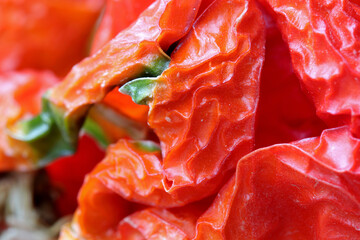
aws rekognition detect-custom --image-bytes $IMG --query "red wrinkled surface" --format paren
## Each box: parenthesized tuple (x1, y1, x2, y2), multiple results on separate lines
(49, 0, 202, 118)
(261, 0, 360, 137)
(147, 0, 265, 201)
(195, 127, 360, 239)
(63, 0, 265, 238)
(91, 0, 154, 140)
(255, 6, 327, 148)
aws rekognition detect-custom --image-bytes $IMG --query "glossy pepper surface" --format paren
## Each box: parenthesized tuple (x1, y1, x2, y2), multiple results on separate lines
(86, 0, 155, 145)
(48, 0, 202, 122)
(255, 5, 326, 148)
(195, 127, 360, 239)
(3, 0, 360, 239)
(260, 0, 360, 137)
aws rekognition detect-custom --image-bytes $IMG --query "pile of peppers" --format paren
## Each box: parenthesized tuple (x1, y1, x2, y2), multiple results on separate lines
(0, 0, 360, 239)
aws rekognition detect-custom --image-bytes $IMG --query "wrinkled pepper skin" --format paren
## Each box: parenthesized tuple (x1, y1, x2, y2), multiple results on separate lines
(7, 0, 203, 165)
(59, 0, 265, 238)
(48, 0, 202, 130)
(89, 0, 155, 144)
(61, 207, 196, 240)
(0, 0, 104, 76)
(195, 127, 360, 239)
(145, 0, 265, 202)
(260, 0, 360, 137)
(255, 6, 326, 148)
(0, 71, 58, 171)
(60, 178, 212, 240)
(74, 0, 264, 219)
(115, 202, 211, 240)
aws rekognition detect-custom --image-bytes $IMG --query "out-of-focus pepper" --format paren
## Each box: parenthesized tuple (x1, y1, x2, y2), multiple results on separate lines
(255, 5, 326, 148)
(0, 0, 104, 76)
(0, 71, 58, 171)
(195, 126, 360, 239)
(259, 0, 360, 137)
(62, 208, 196, 240)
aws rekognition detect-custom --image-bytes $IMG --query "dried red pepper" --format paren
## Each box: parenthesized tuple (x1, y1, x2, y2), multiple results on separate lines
(60, 177, 213, 239)
(255, 6, 326, 148)
(59, 0, 265, 238)
(87, 0, 156, 145)
(123, 0, 265, 203)
(81, 0, 264, 208)
(195, 126, 360, 239)
(259, 0, 360, 137)
(3, 0, 360, 239)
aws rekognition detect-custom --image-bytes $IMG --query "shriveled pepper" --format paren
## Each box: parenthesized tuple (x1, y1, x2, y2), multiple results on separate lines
(255, 5, 326, 148)
(86, 0, 156, 145)
(56, 0, 265, 238)
(60, 178, 213, 239)
(64, 4, 265, 240)
(259, 0, 360, 137)
(118, 0, 265, 204)
(195, 126, 360, 239)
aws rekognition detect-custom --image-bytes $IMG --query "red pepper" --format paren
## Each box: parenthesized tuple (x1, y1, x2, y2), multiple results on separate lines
(3, 0, 360, 239)
(90, 0, 155, 143)
(60, 0, 265, 238)
(255, 6, 327, 148)
(195, 127, 360, 239)
(142, 0, 265, 203)
(259, 0, 360, 137)
(61, 184, 213, 240)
